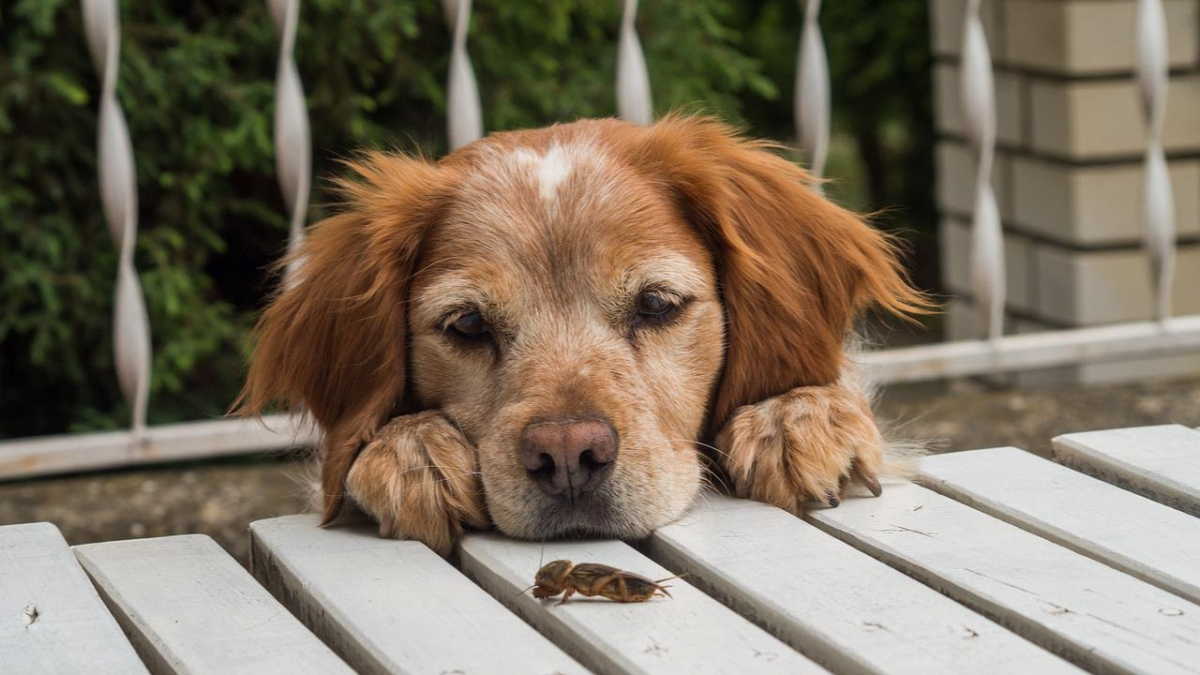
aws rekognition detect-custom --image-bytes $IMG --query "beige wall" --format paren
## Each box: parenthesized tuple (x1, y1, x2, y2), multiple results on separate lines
(932, 0, 1200, 383)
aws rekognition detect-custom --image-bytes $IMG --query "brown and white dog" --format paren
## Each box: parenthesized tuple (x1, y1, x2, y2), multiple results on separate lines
(239, 115, 929, 554)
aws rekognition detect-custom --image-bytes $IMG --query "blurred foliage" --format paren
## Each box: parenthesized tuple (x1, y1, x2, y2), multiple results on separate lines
(0, 0, 931, 437)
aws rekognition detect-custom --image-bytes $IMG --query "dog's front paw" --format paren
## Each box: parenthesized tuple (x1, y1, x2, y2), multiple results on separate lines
(345, 411, 488, 555)
(716, 383, 883, 514)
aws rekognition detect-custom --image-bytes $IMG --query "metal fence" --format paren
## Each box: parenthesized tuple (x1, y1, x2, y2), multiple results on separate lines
(2, 0, 1198, 480)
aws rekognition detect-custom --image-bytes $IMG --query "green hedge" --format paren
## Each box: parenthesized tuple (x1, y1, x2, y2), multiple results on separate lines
(0, 0, 930, 438)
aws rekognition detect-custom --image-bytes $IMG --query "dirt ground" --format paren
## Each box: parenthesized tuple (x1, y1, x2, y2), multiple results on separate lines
(2, 376, 1198, 566)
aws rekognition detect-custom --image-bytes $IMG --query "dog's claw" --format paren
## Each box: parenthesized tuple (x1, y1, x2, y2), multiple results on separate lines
(825, 490, 840, 507)
(379, 512, 395, 538)
(847, 457, 882, 497)
(861, 472, 883, 497)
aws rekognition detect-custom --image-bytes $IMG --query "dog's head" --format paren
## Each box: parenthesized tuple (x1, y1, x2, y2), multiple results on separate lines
(240, 116, 924, 539)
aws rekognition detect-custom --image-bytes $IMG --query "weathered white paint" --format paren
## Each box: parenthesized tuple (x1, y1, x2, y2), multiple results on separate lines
(0, 522, 146, 674)
(808, 483, 1200, 675)
(1053, 424, 1200, 517)
(74, 535, 349, 674)
(0, 413, 314, 481)
(645, 495, 1082, 675)
(861, 314, 1200, 382)
(249, 515, 583, 675)
(458, 533, 827, 675)
(919, 447, 1200, 604)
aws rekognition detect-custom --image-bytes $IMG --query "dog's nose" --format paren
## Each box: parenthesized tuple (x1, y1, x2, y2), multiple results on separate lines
(519, 417, 618, 500)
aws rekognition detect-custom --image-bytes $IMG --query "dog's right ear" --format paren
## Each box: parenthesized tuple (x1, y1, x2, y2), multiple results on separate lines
(619, 115, 930, 436)
(236, 153, 458, 525)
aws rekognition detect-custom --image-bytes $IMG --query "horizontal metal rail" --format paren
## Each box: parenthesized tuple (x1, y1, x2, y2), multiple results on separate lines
(4, 316, 1198, 481)
(0, 414, 314, 481)
(862, 315, 1200, 383)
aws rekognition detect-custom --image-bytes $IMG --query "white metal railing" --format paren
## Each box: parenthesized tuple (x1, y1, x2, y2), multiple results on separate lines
(82, 0, 151, 440)
(795, 0, 829, 188)
(859, 0, 1198, 382)
(3, 0, 1198, 480)
(444, 0, 483, 150)
(268, 0, 311, 282)
(617, 0, 653, 126)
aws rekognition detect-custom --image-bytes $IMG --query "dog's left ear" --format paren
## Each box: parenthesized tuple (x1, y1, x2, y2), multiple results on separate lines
(623, 115, 931, 435)
(236, 153, 459, 524)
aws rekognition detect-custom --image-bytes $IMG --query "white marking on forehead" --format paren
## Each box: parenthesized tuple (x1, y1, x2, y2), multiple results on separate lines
(508, 145, 575, 203)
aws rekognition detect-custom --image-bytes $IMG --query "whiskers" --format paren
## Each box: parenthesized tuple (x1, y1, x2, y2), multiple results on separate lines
(663, 438, 735, 496)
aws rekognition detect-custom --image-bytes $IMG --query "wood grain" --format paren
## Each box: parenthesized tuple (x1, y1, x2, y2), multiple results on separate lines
(1053, 424, 1200, 516)
(0, 522, 146, 674)
(74, 534, 350, 674)
(250, 515, 584, 675)
(645, 495, 1083, 675)
(459, 532, 827, 675)
(808, 483, 1200, 675)
(920, 446, 1200, 604)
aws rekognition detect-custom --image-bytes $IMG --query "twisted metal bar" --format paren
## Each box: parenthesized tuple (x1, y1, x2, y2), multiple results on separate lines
(960, 0, 1004, 341)
(617, 0, 653, 125)
(443, 0, 482, 149)
(1136, 0, 1175, 322)
(795, 0, 829, 187)
(268, 0, 311, 281)
(82, 0, 151, 436)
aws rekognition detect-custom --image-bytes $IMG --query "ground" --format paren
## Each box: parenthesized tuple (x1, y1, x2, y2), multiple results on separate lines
(2, 376, 1198, 566)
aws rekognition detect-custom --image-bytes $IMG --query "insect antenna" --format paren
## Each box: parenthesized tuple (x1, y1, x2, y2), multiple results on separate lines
(513, 540, 548, 598)
(653, 572, 689, 585)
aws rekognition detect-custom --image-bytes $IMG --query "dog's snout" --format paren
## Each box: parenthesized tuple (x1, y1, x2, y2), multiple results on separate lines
(519, 417, 618, 499)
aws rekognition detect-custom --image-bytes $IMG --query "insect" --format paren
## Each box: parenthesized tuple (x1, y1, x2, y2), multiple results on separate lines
(526, 559, 677, 604)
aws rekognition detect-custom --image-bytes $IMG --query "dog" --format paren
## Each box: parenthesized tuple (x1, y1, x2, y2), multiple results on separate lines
(238, 115, 929, 554)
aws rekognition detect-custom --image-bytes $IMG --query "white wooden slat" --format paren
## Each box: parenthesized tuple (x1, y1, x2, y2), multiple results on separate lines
(919, 447, 1200, 604)
(1053, 424, 1200, 517)
(0, 413, 315, 481)
(458, 533, 827, 675)
(249, 515, 583, 675)
(861, 314, 1200, 383)
(644, 495, 1083, 675)
(808, 483, 1200, 675)
(74, 535, 350, 675)
(0, 522, 147, 674)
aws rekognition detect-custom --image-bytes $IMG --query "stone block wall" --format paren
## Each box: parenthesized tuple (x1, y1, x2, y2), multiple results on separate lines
(931, 0, 1200, 383)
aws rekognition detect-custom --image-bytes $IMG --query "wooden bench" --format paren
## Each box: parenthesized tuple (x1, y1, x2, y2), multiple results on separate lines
(3, 423, 1198, 674)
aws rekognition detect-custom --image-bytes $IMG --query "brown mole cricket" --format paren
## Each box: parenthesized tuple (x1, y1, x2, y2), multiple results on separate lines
(526, 559, 677, 604)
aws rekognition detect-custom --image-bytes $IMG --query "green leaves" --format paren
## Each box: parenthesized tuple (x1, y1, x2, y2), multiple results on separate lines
(0, 0, 929, 438)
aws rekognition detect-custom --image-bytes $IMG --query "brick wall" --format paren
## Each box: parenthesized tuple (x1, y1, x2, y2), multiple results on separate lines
(931, 0, 1200, 383)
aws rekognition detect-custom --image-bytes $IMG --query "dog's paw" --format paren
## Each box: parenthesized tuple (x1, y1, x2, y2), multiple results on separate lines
(716, 383, 883, 514)
(345, 411, 488, 555)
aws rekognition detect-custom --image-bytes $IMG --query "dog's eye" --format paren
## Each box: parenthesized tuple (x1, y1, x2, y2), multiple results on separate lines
(448, 311, 488, 338)
(636, 292, 676, 319)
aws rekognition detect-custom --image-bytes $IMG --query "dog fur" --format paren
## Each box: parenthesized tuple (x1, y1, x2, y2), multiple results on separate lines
(238, 115, 929, 554)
